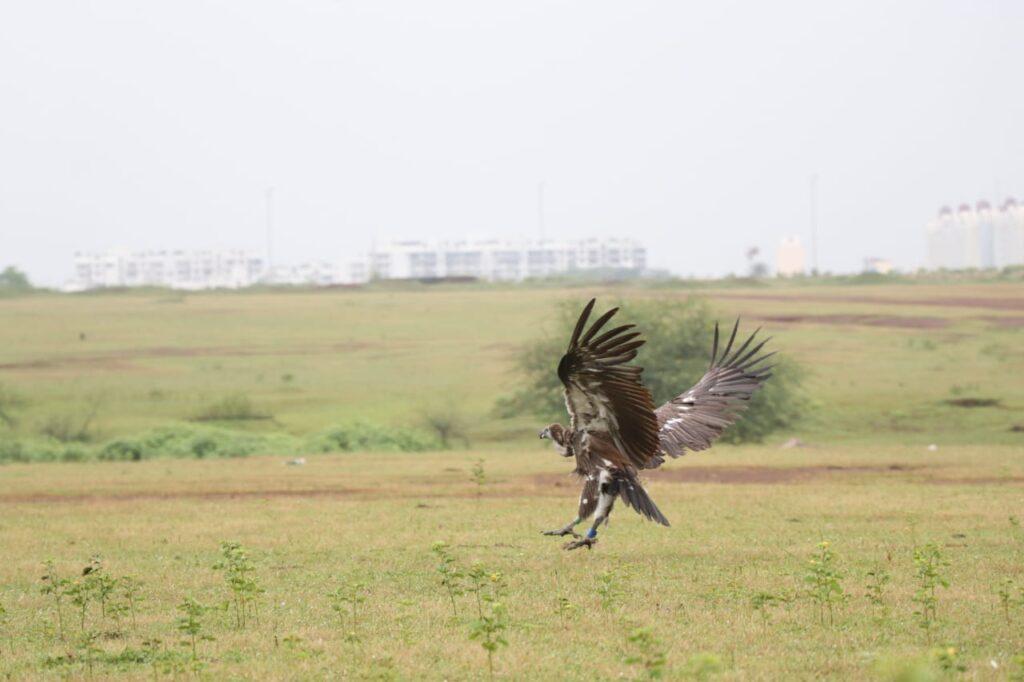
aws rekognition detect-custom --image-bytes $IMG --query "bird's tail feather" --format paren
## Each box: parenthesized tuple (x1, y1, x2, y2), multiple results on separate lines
(617, 474, 670, 527)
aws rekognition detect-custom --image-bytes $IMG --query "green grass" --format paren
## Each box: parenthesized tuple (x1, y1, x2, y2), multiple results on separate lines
(0, 445, 1022, 679)
(1, 281, 1022, 449)
(0, 279, 1023, 678)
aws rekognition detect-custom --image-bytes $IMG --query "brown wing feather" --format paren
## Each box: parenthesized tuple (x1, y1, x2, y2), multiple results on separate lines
(558, 299, 659, 469)
(652, 319, 773, 461)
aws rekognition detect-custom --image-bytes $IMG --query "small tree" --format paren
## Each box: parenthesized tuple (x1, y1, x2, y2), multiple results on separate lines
(495, 297, 805, 442)
(0, 267, 32, 293)
(420, 403, 470, 448)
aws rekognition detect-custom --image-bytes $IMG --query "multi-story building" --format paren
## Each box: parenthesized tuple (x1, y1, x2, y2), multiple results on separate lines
(775, 236, 806, 277)
(359, 238, 646, 282)
(69, 249, 267, 290)
(926, 199, 1024, 270)
(863, 257, 894, 274)
(266, 261, 343, 287)
(994, 198, 1024, 268)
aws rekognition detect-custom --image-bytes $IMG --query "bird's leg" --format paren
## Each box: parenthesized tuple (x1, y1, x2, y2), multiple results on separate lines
(564, 472, 616, 551)
(542, 517, 581, 537)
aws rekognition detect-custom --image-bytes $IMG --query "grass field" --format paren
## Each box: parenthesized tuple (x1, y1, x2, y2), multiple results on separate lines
(1, 281, 1023, 446)
(1, 280, 1023, 679)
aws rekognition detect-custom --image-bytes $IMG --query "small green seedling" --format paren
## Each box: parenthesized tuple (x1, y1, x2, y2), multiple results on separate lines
(93, 572, 117, 621)
(912, 543, 949, 642)
(751, 591, 787, 626)
(932, 646, 966, 674)
(431, 541, 464, 616)
(552, 571, 575, 628)
(597, 569, 623, 611)
(75, 629, 102, 678)
(0, 600, 9, 658)
(470, 459, 487, 498)
(865, 567, 891, 612)
(804, 541, 845, 625)
(328, 579, 368, 641)
(213, 541, 263, 629)
(175, 596, 214, 661)
(682, 652, 724, 681)
(40, 559, 70, 640)
(623, 627, 667, 679)
(466, 562, 509, 679)
(119, 576, 144, 630)
(1009, 652, 1024, 682)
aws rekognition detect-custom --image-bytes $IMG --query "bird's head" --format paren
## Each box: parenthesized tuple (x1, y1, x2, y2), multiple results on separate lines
(539, 423, 572, 456)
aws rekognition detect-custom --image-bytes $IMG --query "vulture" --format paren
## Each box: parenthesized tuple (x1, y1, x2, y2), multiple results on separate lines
(539, 298, 773, 550)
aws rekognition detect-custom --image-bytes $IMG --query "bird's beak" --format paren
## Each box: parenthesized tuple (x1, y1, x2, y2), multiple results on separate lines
(538, 430, 546, 439)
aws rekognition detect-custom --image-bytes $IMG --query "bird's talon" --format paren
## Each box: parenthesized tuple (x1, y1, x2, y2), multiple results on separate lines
(562, 537, 597, 551)
(542, 527, 579, 537)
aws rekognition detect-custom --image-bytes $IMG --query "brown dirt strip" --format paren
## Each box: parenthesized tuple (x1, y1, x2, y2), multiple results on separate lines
(750, 314, 949, 329)
(0, 341, 377, 371)
(974, 316, 1024, 328)
(707, 292, 1024, 312)
(0, 487, 371, 505)
(3, 464, 1021, 505)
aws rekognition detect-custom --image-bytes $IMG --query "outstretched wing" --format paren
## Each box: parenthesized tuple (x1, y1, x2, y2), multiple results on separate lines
(558, 299, 659, 469)
(653, 320, 773, 460)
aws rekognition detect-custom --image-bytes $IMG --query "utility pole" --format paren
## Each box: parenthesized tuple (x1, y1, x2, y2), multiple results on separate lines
(809, 174, 819, 275)
(537, 181, 546, 242)
(265, 187, 275, 278)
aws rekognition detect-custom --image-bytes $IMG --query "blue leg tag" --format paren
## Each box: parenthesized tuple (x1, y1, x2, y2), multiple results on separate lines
(586, 528, 597, 539)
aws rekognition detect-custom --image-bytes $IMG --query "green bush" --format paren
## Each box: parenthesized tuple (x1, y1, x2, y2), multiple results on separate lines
(307, 421, 441, 453)
(495, 297, 807, 444)
(193, 394, 272, 422)
(97, 425, 295, 460)
(2, 420, 447, 464)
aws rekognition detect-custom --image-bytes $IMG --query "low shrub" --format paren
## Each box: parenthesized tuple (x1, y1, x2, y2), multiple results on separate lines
(307, 421, 440, 453)
(2, 420, 446, 464)
(192, 395, 272, 422)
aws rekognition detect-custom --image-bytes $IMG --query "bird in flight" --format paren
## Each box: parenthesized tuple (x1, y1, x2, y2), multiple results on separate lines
(539, 298, 773, 550)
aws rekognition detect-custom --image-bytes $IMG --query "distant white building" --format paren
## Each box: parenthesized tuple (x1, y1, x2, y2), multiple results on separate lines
(994, 198, 1024, 268)
(775, 236, 806, 277)
(863, 257, 894, 274)
(357, 237, 646, 282)
(926, 199, 1024, 270)
(69, 249, 267, 291)
(266, 261, 343, 287)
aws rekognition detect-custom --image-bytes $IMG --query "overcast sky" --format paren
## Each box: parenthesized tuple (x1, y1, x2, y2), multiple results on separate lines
(2, 1, 1022, 285)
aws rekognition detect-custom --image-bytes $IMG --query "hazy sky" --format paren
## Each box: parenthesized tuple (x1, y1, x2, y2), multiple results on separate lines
(2, 1, 1022, 285)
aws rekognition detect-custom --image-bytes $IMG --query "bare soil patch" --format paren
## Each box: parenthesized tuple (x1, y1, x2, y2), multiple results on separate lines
(0, 486, 369, 505)
(0, 342, 377, 372)
(752, 314, 948, 329)
(533, 464, 924, 487)
(709, 292, 1024, 312)
(974, 315, 1024, 328)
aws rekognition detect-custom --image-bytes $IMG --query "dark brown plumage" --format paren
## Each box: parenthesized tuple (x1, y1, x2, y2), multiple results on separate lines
(541, 299, 773, 550)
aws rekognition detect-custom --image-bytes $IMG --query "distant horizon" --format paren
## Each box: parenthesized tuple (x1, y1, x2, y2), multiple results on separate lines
(3, 2, 1022, 286)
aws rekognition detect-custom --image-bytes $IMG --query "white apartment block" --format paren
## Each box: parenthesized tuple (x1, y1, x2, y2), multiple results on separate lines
(775, 236, 806, 277)
(863, 257, 894, 274)
(360, 237, 646, 282)
(266, 261, 344, 287)
(69, 249, 267, 290)
(926, 199, 1024, 270)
